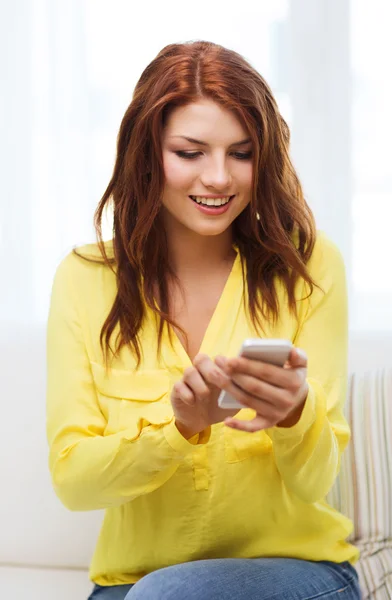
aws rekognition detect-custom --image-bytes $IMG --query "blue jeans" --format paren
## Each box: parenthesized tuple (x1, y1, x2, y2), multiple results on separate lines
(88, 558, 361, 599)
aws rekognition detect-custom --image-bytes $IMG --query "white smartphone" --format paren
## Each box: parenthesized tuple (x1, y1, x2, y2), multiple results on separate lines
(217, 338, 293, 410)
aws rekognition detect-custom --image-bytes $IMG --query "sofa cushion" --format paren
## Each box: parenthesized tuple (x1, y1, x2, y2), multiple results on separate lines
(0, 328, 102, 569)
(327, 367, 392, 598)
(0, 565, 92, 600)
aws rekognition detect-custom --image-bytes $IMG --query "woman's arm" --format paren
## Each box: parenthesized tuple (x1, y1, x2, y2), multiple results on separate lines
(46, 255, 208, 512)
(266, 234, 350, 503)
(215, 233, 350, 504)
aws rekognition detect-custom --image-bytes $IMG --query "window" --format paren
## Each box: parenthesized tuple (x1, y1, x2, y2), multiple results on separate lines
(351, 0, 392, 330)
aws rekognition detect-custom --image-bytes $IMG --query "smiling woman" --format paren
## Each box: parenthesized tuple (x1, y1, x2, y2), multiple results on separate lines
(46, 40, 361, 600)
(161, 99, 253, 233)
(86, 41, 318, 368)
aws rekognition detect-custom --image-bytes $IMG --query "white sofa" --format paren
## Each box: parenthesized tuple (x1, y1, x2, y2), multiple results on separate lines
(1, 330, 391, 599)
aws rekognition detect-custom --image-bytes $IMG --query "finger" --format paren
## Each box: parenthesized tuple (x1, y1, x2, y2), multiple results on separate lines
(220, 379, 285, 421)
(172, 381, 195, 406)
(214, 355, 227, 368)
(230, 387, 284, 422)
(182, 366, 210, 400)
(214, 355, 234, 375)
(214, 355, 227, 370)
(227, 356, 293, 388)
(230, 372, 292, 410)
(287, 347, 308, 368)
(193, 353, 230, 388)
(224, 414, 273, 432)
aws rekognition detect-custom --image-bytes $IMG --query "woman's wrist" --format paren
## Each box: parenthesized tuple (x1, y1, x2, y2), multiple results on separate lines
(276, 400, 305, 428)
(174, 419, 201, 440)
(276, 384, 308, 428)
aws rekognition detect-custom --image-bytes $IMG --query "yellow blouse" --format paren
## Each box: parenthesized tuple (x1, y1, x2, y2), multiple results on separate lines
(46, 231, 359, 586)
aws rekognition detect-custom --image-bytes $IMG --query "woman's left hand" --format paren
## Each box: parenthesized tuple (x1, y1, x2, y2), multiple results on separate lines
(215, 348, 309, 432)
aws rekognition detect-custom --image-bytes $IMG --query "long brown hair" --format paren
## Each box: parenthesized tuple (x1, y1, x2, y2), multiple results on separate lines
(76, 40, 317, 366)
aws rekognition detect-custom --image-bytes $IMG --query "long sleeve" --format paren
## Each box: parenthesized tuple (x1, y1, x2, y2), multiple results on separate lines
(46, 255, 209, 512)
(267, 233, 350, 503)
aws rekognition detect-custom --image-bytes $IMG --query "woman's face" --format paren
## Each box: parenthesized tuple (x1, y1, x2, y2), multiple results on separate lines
(161, 99, 253, 238)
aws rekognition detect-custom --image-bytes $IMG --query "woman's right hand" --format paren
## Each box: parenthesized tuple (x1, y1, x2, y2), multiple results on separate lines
(170, 354, 241, 439)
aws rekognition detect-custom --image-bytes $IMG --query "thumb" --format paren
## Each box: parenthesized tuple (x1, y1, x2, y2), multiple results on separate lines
(288, 347, 308, 368)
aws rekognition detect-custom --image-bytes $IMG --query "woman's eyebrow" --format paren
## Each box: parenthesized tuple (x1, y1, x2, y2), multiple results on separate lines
(169, 135, 252, 147)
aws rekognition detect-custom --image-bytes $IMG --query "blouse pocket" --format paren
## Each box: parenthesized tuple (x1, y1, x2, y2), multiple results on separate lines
(91, 362, 173, 437)
(224, 408, 273, 462)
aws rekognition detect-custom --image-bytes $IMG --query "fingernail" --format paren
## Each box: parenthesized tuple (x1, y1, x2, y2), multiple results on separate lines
(296, 348, 307, 360)
(213, 369, 227, 384)
(215, 356, 226, 367)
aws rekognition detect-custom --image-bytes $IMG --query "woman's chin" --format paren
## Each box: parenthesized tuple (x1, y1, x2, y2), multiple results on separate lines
(162, 207, 234, 237)
(188, 220, 233, 237)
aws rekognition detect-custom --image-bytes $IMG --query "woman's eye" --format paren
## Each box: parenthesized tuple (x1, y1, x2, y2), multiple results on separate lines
(175, 151, 200, 159)
(174, 150, 253, 160)
(233, 152, 253, 160)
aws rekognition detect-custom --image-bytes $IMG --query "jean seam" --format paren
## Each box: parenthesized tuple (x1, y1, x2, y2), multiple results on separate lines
(302, 581, 356, 600)
(320, 562, 356, 586)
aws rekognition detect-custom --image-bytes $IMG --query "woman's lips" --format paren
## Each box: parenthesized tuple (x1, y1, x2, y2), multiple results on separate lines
(189, 195, 235, 215)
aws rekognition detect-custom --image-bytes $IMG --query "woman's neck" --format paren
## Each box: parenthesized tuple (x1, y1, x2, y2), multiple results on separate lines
(166, 226, 235, 278)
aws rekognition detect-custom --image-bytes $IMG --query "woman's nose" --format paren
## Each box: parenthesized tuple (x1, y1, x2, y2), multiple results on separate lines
(200, 158, 232, 190)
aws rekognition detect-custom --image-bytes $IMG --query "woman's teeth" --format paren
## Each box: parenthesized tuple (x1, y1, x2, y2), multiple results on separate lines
(190, 195, 232, 206)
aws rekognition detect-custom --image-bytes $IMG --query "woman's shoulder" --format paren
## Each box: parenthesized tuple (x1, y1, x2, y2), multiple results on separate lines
(305, 230, 346, 290)
(74, 239, 114, 261)
(309, 230, 343, 266)
(53, 239, 115, 288)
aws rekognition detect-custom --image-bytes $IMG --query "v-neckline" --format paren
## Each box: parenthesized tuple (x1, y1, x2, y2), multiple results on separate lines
(170, 247, 242, 368)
